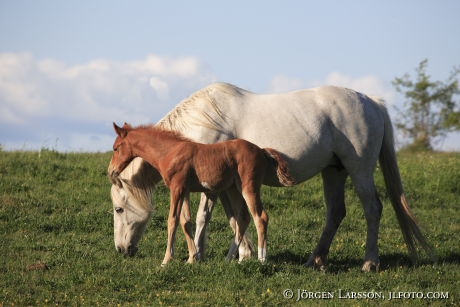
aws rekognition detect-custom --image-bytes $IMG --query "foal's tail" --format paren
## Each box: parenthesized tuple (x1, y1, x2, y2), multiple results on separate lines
(376, 99, 437, 263)
(263, 148, 296, 186)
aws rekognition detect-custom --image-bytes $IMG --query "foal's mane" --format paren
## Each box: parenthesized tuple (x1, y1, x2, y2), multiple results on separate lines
(129, 124, 193, 143)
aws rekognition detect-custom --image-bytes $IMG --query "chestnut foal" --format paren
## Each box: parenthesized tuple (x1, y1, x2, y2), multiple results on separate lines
(108, 123, 294, 266)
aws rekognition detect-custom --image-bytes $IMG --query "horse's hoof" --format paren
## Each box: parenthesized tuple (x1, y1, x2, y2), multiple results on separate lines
(305, 255, 327, 271)
(361, 260, 380, 272)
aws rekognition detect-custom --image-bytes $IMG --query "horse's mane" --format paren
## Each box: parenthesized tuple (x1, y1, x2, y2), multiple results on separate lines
(116, 157, 161, 212)
(156, 82, 247, 132)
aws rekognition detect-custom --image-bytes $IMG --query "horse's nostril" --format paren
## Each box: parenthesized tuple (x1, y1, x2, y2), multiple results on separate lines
(116, 246, 125, 254)
(127, 245, 138, 257)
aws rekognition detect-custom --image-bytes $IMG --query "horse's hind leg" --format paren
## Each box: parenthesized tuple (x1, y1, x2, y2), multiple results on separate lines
(306, 166, 347, 270)
(224, 187, 253, 261)
(350, 173, 382, 272)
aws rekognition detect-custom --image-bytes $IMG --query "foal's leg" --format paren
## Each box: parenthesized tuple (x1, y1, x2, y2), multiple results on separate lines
(241, 188, 269, 263)
(194, 191, 254, 261)
(350, 174, 382, 272)
(306, 166, 347, 270)
(162, 187, 186, 266)
(180, 195, 198, 263)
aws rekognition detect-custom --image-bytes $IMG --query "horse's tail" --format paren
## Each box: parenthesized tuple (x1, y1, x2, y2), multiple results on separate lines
(263, 148, 296, 187)
(375, 98, 437, 263)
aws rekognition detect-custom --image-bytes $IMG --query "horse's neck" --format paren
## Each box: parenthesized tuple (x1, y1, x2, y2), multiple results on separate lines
(130, 130, 185, 169)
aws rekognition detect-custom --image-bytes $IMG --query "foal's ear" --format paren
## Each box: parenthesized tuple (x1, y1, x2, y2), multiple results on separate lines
(113, 122, 128, 138)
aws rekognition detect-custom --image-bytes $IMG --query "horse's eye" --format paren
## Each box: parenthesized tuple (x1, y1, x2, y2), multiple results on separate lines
(113, 147, 118, 152)
(115, 207, 124, 214)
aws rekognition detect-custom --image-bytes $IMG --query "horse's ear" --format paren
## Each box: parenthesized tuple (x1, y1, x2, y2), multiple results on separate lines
(122, 122, 132, 129)
(113, 122, 128, 138)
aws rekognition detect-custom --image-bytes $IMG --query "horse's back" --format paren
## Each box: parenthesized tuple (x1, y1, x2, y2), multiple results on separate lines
(164, 83, 387, 182)
(230, 86, 385, 178)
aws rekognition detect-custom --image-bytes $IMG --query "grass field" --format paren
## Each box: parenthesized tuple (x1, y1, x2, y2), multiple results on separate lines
(0, 149, 459, 306)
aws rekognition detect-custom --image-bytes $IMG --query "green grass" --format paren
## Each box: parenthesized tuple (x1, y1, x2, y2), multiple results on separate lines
(0, 149, 459, 306)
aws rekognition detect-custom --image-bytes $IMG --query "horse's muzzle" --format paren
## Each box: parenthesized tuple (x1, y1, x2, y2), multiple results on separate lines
(117, 245, 138, 257)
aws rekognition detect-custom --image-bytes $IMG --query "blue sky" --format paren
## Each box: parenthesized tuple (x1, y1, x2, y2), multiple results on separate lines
(1, 0, 459, 151)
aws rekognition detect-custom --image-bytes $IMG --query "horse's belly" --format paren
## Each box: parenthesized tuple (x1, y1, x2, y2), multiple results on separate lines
(240, 122, 335, 184)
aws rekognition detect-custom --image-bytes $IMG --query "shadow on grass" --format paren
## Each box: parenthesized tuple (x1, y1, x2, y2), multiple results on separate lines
(437, 251, 460, 264)
(128, 246, 460, 271)
(269, 250, 460, 273)
(270, 250, 307, 265)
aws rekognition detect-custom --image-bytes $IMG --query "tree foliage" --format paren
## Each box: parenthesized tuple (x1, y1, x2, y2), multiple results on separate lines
(392, 59, 460, 151)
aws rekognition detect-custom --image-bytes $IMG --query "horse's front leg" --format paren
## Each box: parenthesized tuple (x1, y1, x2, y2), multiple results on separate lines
(162, 188, 185, 266)
(180, 195, 198, 263)
(194, 193, 218, 260)
(223, 188, 253, 261)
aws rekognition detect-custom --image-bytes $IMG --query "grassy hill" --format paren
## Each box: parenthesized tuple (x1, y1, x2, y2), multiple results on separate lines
(1, 149, 459, 306)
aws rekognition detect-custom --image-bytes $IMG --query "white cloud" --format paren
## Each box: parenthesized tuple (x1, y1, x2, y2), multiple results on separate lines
(0, 52, 216, 151)
(149, 76, 170, 100)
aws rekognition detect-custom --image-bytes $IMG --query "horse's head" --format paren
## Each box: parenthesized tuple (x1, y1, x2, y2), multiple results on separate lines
(110, 158, 154, 256)
(109, 122, 135, 182)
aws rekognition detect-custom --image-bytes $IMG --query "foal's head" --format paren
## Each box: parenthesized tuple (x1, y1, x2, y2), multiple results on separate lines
(109, 122, 136, 180)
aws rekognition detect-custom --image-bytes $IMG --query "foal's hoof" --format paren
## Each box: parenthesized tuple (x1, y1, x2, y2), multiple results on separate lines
(305, 255, 327, 271)
(186, 255, 199, 264)
(161, 259, 171, 267)
(361, 260, 380, 272)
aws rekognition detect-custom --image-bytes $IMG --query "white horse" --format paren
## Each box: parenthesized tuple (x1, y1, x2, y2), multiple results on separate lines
(110, 82, 436, 271)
